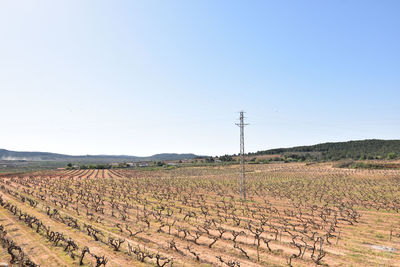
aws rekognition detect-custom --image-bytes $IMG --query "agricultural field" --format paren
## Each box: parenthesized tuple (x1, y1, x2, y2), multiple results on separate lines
(0, 163, 399, 266)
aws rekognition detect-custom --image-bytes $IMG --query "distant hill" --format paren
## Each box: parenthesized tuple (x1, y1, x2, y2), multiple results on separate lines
(0, 149, 199, 163)
(250, 139, 400, 161)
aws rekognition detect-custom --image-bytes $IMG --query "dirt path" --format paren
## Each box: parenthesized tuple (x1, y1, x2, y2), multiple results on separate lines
(0, 208, 69, 267)
(0, 193, 138, 267)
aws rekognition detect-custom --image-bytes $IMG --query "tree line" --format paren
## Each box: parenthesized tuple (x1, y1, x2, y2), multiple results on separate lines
(248, 139, 400, 161)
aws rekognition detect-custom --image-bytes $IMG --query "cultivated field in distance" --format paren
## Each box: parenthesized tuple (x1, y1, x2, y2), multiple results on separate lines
(0, 163, 399, 266)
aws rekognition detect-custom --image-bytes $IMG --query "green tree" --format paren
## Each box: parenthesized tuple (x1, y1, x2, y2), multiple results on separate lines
(387, 152, 396, 160)
(220, 155, 233, 162)
(205, 157, 214, 163)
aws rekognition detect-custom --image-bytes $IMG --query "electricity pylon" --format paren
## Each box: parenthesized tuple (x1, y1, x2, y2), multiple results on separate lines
(236, 111, 248, 199)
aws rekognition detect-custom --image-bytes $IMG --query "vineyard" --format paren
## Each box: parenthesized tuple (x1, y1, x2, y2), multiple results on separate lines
(0, 163, 399, 266)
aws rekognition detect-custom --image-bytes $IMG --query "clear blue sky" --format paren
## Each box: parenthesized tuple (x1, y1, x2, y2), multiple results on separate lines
(1, 1, 399, 156)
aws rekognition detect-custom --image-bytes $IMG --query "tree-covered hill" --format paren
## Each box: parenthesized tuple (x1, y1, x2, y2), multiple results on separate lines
(250, 139, 400, 161)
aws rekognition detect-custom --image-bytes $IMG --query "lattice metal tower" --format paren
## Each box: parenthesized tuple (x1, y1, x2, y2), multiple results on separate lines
(236, 111, 248, 199)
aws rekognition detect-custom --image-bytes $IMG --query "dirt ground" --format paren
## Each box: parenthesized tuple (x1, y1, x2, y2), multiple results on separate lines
(0, 163, 398, 266)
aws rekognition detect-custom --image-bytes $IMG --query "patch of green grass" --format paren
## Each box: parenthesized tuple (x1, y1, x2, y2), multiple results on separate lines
(349, 253, 363, 262)
(375, 233, 384, 239)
